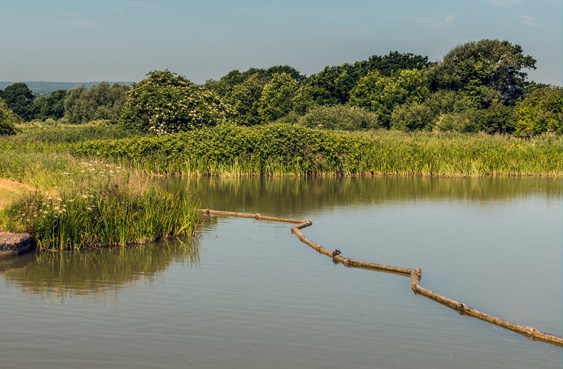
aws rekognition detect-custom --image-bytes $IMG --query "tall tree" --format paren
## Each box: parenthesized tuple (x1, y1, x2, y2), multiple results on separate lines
(429, 39, 536, 105)
(258, 73, 298, 123)
(0, 83, 35, 121)
(348, 69, 430, 127)
(64, 82, 129, 124)
(228, 75, 265, 126)
(32, 89, 67, 120)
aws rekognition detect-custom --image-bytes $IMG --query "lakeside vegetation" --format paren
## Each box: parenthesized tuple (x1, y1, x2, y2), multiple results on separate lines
(1, 38, 562, 250)
(0, 133, 199, 250)
(65, 124, 562, 176)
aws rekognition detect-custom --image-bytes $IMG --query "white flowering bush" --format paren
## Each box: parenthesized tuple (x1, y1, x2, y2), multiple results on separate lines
(120, 70, 233, 134)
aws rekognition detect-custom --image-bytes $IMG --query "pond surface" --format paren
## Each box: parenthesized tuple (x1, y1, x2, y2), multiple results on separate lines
(1, 176, 562, 368)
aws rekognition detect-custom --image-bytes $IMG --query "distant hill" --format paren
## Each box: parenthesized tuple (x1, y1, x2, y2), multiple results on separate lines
(0, 81, 134, 95)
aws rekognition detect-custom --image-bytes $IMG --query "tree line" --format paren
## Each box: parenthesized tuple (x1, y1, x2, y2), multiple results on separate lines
(1, 39, 561, 136)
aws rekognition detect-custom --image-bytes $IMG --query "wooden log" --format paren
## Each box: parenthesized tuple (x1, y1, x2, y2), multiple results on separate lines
(200, 209, 306, 224)
(200, 209, 563, 347)
(410, 269, 563, 346)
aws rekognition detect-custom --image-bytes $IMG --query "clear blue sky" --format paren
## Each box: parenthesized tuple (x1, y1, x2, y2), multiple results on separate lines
(1, 0, 561, 85)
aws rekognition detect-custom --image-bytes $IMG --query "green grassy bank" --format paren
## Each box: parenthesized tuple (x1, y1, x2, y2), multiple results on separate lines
(0, 125, 199, 250)
(64, 124, 562, 177)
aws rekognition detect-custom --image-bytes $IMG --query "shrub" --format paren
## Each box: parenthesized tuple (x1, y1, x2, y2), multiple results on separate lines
(298, 105, 381, 131)
(0, 101, 21, 135)
(64, 82, 129, 124)
(120, 70, 232, 134)
(390, 102, 434, 131)
(515, 86, 562, 135)
(434, 112, 476, 133)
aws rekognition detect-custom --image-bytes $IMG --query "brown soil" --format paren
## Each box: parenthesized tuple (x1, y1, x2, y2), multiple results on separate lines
(0, 178, 37, 211)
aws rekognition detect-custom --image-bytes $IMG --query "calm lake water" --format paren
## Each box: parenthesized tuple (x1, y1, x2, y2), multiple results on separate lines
(1, 176, 562, 369)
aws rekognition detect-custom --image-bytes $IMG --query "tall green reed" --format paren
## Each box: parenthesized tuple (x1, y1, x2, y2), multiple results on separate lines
(4, 162, 199, 250)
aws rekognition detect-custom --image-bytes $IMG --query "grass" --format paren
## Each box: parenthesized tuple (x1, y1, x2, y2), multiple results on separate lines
(63, 124, 563, 177)
(0, 126, 200, 250)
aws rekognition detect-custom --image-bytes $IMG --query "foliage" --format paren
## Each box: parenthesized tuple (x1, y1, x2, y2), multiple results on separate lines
(434, 112, 477, 133)
(298, 105, 381, 131)
(304, 64, 362, 106)
(5, 163, 199, 250)
(258, 73, 299, 123)
(63, 124, 563, 177)
(391, 102, 434, 131)
(359, 51, 433, 75)
(0, 133, 199, 250)
(64, 82, 129, 124)
(226, 75, 264, 126)
(471, 102, 516, 134)
(348, 69, 430, 127)
(303, 52, 432, 106)
(206, 65, 305, 99)
(515, 86, 562, 135)
(429, 39, 536, 104)
(391, 90, 516, 134)
(0, 82, 35, 121)
(32, 89, 67, 121)
(120, 70, 232, 134)
(0, 100, 22, 135)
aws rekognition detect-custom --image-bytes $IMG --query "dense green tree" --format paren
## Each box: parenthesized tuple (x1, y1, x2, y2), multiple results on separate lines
(304, 52, 432, 106)
(0, 100, 22, 135)
(359, 51, 433, 76)
(429, 39, 536, 104)
(391, 90, 478, 131)
(257, 73, 299, 123)
(390, 102, 434, 131)
(515, 86, 562, 134)
(471, 102, 516, 134)
(32, 89, 67, 121)
(206, 65, 305, 99)
(228, 75, 264, 126)
(120, 70, 232, 134)
(348, 69, 430, 127)
(304, 64, 362, 106)
(64, 82, 129, 124)
(0, 82, 35, 121)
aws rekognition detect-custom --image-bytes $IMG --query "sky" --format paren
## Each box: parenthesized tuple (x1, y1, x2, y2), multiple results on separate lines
(1, 0, 561, 85)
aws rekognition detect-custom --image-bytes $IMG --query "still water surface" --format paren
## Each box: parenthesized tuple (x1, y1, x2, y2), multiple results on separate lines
(1, 177, 562, 368)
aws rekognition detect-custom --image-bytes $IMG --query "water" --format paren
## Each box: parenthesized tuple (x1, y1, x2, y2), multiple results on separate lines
(1, 176, 561, 368)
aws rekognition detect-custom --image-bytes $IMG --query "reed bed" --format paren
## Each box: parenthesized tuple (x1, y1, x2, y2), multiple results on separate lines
(0, 132, 200, 250)
(65, 124, 563, 177)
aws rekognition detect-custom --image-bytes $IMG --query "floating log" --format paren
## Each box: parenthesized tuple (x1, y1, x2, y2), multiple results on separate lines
(200, 209, 563, 347)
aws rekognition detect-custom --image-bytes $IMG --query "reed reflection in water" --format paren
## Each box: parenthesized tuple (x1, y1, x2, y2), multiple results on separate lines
(1, 238, 200, 303)
(159, 176, 562, 218)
